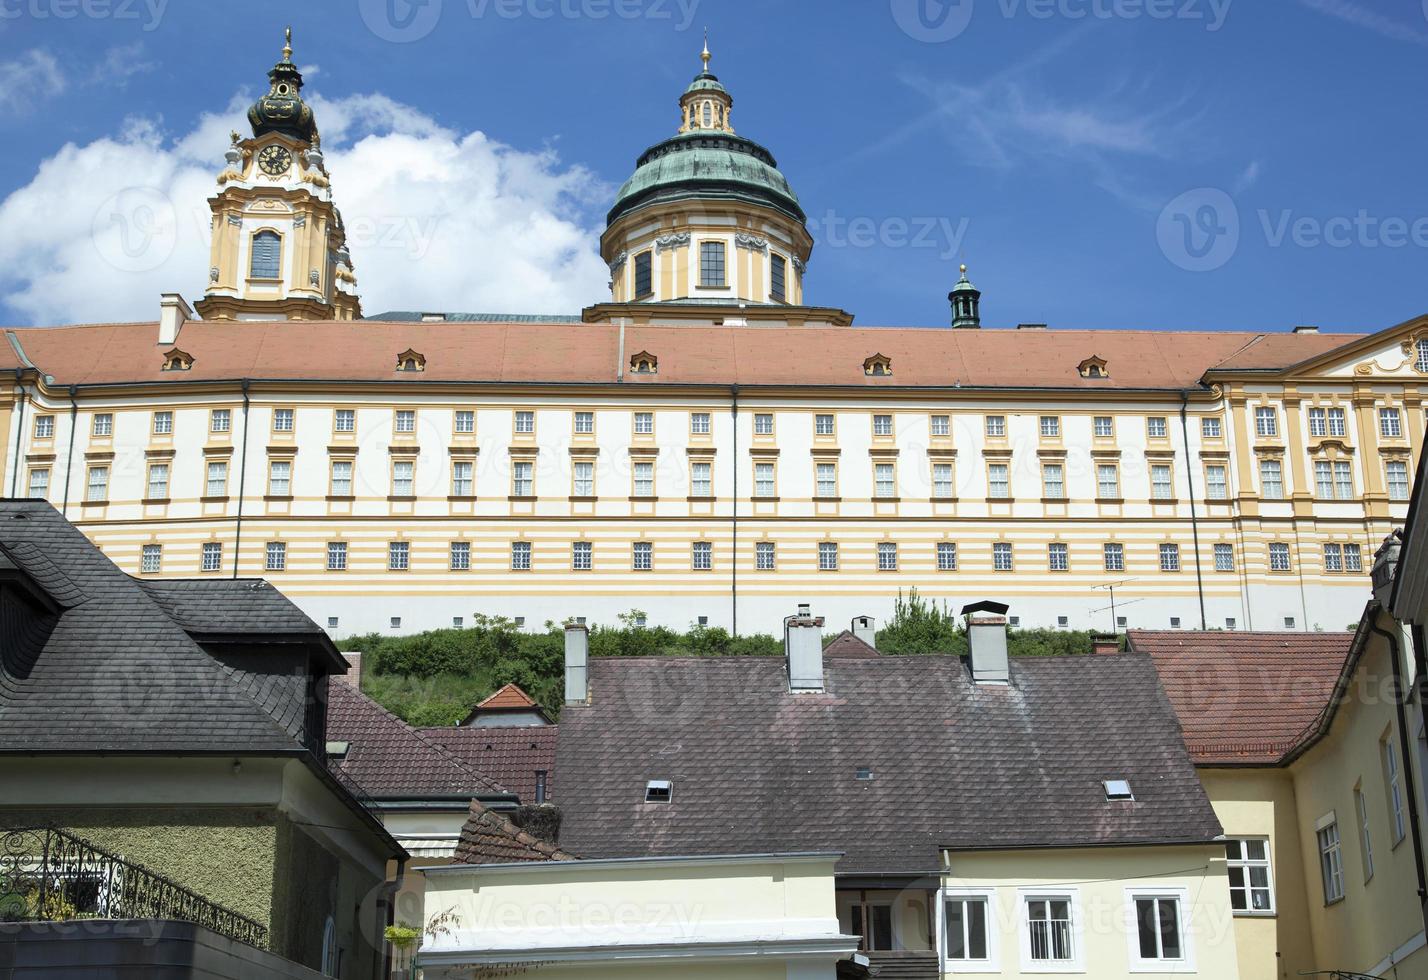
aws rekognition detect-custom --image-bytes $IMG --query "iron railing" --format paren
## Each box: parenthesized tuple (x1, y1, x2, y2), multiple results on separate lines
(0, 825, 269, 949)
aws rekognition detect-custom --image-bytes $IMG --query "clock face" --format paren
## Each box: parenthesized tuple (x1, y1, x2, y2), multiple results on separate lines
(258, 145, 292, 177)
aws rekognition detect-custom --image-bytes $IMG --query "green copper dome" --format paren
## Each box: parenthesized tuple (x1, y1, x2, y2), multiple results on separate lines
(684, 71, 728, 96)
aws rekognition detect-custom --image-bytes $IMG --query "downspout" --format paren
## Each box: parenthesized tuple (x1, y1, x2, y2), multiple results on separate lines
(731, 384, 739, 637)
(1370, 619, 1428, 932)
(60, 386, 78, 518)
(9, 375, 27, 497)
(232, 380, 251, 579)
(1180, 393, 1208, 631)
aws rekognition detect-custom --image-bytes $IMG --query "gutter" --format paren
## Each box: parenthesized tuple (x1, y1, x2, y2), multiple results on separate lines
(1369, 620, 1428, 933)
(60, 386, 77, 519)
(1179, 392, 1207, 630)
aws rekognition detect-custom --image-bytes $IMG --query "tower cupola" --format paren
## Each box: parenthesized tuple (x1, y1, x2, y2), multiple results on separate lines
(679, 34, 735, 134)
(247, 27, 317, 146)
(950, 264, 982, 329)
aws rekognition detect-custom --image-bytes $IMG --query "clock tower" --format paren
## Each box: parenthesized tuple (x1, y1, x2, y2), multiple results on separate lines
(195, 29, 361, 321)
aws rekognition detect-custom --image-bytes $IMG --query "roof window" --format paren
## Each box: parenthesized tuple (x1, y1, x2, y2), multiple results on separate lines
(1103, 779, 1134, 801)
(645, 779, 673, 803)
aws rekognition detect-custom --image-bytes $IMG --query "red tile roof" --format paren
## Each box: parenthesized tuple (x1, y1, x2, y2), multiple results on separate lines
(1130, 631, 1353, 765)
(452, 800, 575, 865)
(476, 683, 539, 710)
(823, 631, 879, 659)
(422, 725, 558, 805)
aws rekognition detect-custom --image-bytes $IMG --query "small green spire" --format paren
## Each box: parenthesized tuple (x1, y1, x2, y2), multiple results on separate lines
(949, 263, 982, 329)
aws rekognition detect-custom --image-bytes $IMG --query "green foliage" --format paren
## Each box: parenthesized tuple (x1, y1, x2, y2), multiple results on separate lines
(875, 590, 967, 655)
(384, 923, 422, 950)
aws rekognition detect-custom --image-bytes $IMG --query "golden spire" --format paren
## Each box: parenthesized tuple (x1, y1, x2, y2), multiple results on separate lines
(282, 26, 293, 63)
(701, 29, 711, 72)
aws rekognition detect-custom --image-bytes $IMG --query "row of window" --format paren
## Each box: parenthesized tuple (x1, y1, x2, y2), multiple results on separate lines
(630, 241, 791, 301)
(1317, 731, 1411, 906)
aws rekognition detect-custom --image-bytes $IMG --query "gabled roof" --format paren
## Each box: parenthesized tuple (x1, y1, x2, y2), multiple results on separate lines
(477, 683, 539, 710)
(452, 800, 575, 865)
(556, 654, 1221, 874)
(822, 631, 879, 659)
(1130, 630, 1353, 765)
(421, 726, 558, 805)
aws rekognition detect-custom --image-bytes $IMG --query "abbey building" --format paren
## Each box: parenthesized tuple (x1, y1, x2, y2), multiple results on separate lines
(0, 33, 1422, 637)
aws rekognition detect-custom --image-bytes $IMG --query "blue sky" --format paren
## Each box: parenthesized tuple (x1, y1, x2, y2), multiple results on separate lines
(1, 0, 1426, 331)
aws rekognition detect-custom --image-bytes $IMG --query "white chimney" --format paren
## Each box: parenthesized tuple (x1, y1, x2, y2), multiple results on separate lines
(962, 601, 1010, 685)
(158, 293, 193, 346)
(852, 615, 877, 650)
(564, 622, 589, 705)
(786, 603, 825, 692)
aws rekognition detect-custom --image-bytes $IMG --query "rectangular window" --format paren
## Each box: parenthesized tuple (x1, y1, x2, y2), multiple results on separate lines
(754, 413, 775, 436)
(452, 460, 474, 497)
(932, 463, 954, 499)
(818, 541, 839, 571)
(1025, 897, 1074, 963)
(634, 412, 654, 435)
(511, 541, 532, 570)
(265, 541, 286, 572)
(690, 461, 712, 497)
(634, 250, 652, 297)
(937, 542, 958, 571)
(1260, 458, 1284, 498)
(32, 415, 53, 439)
(692, 541, 713, 571)
(1133, 896, 1184, 963)
(770, 253, 786, 301)
(1345, 544, 1363, 572)
(1039, 416, 1060, 438)
(574, 411, 594, 434)
(1048, 542, 1069, 572)
(572, 541, 593, 571)
(1356, 788, 1375, 882)
(944, 897, 990, 965)
(1042, 464, 1064, 500)
(873, 414, 893, 437)
(206, 460, 228, 497)
(330, 460, 353, 497)
(1315, 459, 1334, 499)
(140, 544, 162, 573)
(92, 413, 113, 437)
(1388, 460, 1411, 501)
(875, 463, 896, 499)
(930, 414, 951, 437)
(877, 542, 898, 571)
(1334, 460, 1354, 499)
(633, 461, 654, 497)
(1206, 465, 1228, 500)
(1255, 406, 1278, 437)
(848, 903, 894, 954)
(690, 412, 711, 435)
(574, 461, 595, 497)
(1104, 543, 1125, 572)
(327, 541, 348, 571)
(334, 409, 355, 432)
(699, 240, 726, 286)
(1385, 737, 1407, 843)
(454, 410, 475, 434)
(633, 541, 653, 571)
(272, 408, 294, 433)
(514, 411, 535, 434)
(1269, 542, 1292, 572)
(450, 541, 471, 571)
(1381, 408, 1404, 438)
(816, 462, 837, 498)
(754, 462, 776, 498)
(153, 411, 173, 435)
(1160, 543, 1181, 572)
(268, 460, 291, 497)
(1324, 543, 1343, 573)
(1151, 464, 1173, 500)
(815, 414, 835, 436)
(201, 541, 223, 573)
(26, 468, 49, 499)
(388, 541, 409, 571)
(1202, 416, 1222, 438)
(1226, 839, 1275, 913)
(1309, 407, 1328, 437)
(1319, 821, 1345, 904)
(1214, 543, 1235, 572)
(756, 541, 776, 571)
(512, 461, 534, 497)
(1147, 416, 1168, 438)
(210, 409, 231, 433)
(392, 460, 414, 497)
(985, 415, 1006, 437)
(1094, 416, 1114, 438)
(994, 542, 1014, 571)
(394, 409, 415, 434)
(1328, 407, 1347, 437)
(86, 465, 109, 502)
(988, 464, 1010, 499)
(1097, 464, 1120, 499)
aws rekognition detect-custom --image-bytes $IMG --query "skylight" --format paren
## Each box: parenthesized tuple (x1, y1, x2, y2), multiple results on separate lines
(645, 779, 673, 804)
(1103, 779, 1134, 801)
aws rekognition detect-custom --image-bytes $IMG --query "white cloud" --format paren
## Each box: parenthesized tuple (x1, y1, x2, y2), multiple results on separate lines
(86, 43, 158, 86)
(0, 50, 66, 118)
(0, 91, 612, 325)
(1296, 0, 1428, 46)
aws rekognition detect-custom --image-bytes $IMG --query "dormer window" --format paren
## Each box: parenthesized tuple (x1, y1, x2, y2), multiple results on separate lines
(1078, 356, 1109, 379)
(396, 348, 426, 373)
(644, 779, 673, 804)
(630, 351, 658, 375)
(161, 348, 194, 372)
(864, 354, 893, 377)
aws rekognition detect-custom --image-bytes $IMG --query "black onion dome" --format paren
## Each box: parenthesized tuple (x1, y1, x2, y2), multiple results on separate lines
(247, 29, 317, 144)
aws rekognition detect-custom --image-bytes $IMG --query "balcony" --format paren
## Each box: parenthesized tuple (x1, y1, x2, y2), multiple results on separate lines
(863, 950, 940, 979)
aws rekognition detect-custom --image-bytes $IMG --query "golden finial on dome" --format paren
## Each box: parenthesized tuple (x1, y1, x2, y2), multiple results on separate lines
(960, 263, 967, 274)
(282, 26, 293, 63)
(701, 29, 711, 71)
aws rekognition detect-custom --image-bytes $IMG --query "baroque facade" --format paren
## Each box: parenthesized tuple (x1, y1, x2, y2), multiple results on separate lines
(0, 34, 1423, 637)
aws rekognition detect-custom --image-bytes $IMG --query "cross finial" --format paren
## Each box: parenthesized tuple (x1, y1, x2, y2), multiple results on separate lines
(701, 29, 711, 71)
(282, 26, 293, 62)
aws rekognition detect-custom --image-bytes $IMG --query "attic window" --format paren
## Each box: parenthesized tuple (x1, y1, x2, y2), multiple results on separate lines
(644, 779, 673, 804)
(396, 349, 426, 373)
(630, 351, 658, 375)
(863, 354, 893, 377)
(325, 740, 350, 760)
(1103, 779, 1134, 801)
(855, 768, 875, 781)
(161, 348, 194, 372)
(1078, 356, 1109, 379)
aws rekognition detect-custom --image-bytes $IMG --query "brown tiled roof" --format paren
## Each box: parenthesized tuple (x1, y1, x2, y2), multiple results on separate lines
(556, 654, 1221, 874)
(452, 800, 575, 865)
(823, 631, 879, 659)
(477, 683, 539, 710)
(325, 682, 510, 799)
(421, 725, 558, 805)
(1, 321, 1368, 390)
(1129, 630, 1353, 765)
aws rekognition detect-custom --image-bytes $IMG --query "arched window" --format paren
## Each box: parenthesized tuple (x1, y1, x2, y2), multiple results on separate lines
(250, 231, 281, 279)
(702, 102, 712, 127)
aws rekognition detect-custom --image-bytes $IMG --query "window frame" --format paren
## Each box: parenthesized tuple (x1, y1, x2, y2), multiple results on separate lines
(815, 413, 836, 436)
(1380, 407, 1404, 439)
(698, 239, 726, 287)
(1259, 457, 1285, 498)
(1201, 416, 1222, 439)
(1214, 542, 1235, 572)
(454, 410, 476, 435)
(91, 413, 113, 437)
(692, 540, 713, 571)
(272, 407, 295, 434)
(1254, 406, 1279, 438)
(1387, 460, 1411, 501)
(936, 542, 958, 571)
(1048, 542, 1069, 572)
(1103, 542, 1125, 572)
(633, 250, 653, 298)
(210, 409, 231, 434)
(1039, 415, 1060, 438)
(26, 467, 49, 500)
(1225, 838, 1275, 916)
(632, 540, 653, 572)
(85, 465, 109, 503)
(265, 541, 287, 572)
(201, 541, 223, 574)
(940, 888, 998, 972)
(754, 413, 775, 436)
(140, 543, 162, 574)
(985, 415, 1006, 438)
(573, 411, 595, 435)
(249, 229, 282, 280)
(326, 541, 348, 571)
(387, 540, 410, 572)
(755, 541, 776, 571)
(993, 542, 1014, 572)
(152, 411, 174, 436)
(1205, 464, 1228, 501)
(267, 459, 292, 498)
(690, 412, 711, 435)
(1124, 888, 1192, 971)
(1318, 817, 1345, 905)
(1041, 463, 1065, 500)
(818, 541, 839, 571)
(1017, 889, 1082, 973)
(451, 460, 475, 498)
(330, 459, 354, 498)
(1268, 542, 1292, 573)
(1384, 734, 1407, 845)
(450, 540, 471, 571)
(877, 541, 898, 572)
(510, 540, 532, 571)
(1093, 416, 1114, 438)
(690, 460, 712, 498)
(334, 409, 355, 433)
(769, 252, 786, 302)
(1097, 463, 1121, 500)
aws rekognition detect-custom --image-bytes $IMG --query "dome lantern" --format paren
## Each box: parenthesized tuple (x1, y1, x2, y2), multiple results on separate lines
(246, 26, 317, 145)
(949, 264, 982, 329)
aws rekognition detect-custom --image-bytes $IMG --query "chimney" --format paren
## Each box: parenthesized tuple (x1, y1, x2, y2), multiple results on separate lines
(1092, 634, 1120, 656)
(961, 601, 1010, 685)
(852, 615, 877, 651)
(337, 652, 363, 685)
(158, 293, 193, 346)
(1292, 324, 1320, 334)
(786, 603, 826, 692)
(564, 622, 589, 705)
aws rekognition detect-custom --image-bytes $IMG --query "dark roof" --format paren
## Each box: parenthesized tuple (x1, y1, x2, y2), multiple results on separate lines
(138, 579, 344, 670)
(452, 800, 576, 864)
(0, 500, 319, 754)
(823, 631, 879, 659)
(556, 654, 1221, 874)
(1130, 630, 1352, 765)
(422, 726, 558, 805)
(325, 682, 510, 801)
